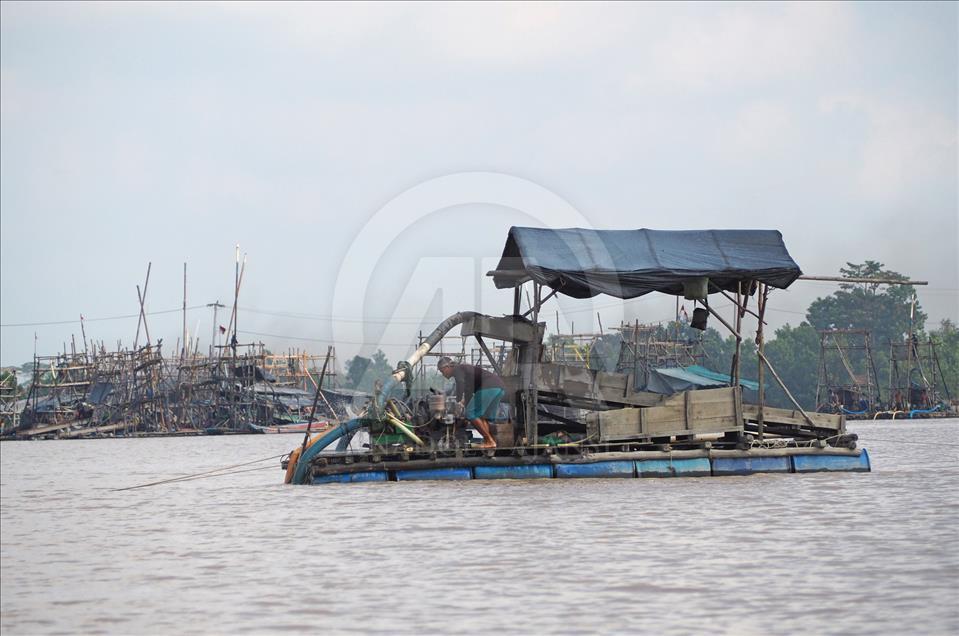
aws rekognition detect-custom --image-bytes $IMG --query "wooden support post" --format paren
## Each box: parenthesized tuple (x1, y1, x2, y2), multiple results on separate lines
(182, 263, 187, 361)
(526, 282, 542, 446)
(134, 262, 152, 349)
(301, 347, 332, 456)
(755, 283, 768, 440)
(135, 284, 151, 346)
(79, 315, 89, 357)
(734, 283, 742, 388)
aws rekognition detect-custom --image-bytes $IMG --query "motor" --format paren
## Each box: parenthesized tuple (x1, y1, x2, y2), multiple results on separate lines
(409, 393, 469, 448)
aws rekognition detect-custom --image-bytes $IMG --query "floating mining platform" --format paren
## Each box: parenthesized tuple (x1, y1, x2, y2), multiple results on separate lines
(286, 442, 870, 485)
(284, 226, 877, 486)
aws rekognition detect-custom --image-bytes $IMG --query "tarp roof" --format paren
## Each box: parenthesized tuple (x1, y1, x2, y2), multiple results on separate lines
(684, 365, 759, 391)
(645, 366, 760, 395)
(491, 227, 802, 299)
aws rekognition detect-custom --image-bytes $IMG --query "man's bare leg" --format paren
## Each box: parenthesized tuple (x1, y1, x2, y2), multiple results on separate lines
(471, 417, 497, 448)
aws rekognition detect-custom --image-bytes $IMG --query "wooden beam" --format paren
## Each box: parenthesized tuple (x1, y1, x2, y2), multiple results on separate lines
(798, 276, 927, 285)
(756, 350, 815, 427)
(475, 335, 503, 375)
(705, 302, 741, 340)
(711, 284, 767, 324)
(522, 288, 558, 317)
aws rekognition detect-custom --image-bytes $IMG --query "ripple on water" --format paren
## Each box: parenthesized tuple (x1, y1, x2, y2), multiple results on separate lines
(2, 421, 958, 635)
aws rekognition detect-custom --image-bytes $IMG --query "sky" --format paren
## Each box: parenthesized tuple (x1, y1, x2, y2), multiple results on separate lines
(1, 1, 957, 369)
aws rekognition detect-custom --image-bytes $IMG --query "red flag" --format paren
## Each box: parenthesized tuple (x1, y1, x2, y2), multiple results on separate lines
(219, 325, 227, 334)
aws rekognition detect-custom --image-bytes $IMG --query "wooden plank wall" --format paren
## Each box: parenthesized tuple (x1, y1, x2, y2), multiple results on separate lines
(587, 387, 743, 442)
(586, 388, 845, 443)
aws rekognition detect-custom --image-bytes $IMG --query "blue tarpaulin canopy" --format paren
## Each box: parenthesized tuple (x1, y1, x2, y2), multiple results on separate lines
(492, 227, 802, 299)
(683, 365, 760, 391)
(645, 366, 760, 395)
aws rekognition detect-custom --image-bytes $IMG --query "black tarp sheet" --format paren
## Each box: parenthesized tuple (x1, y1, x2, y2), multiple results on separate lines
(492, 227, 801, 299)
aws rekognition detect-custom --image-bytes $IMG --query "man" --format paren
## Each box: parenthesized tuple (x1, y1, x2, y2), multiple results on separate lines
(437, 356, 505, 449)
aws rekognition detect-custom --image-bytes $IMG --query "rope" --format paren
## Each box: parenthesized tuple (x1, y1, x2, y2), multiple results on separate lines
(113, 453, 285, 491)
(749, 438, 790, 449)
(148, 465, 276, 484)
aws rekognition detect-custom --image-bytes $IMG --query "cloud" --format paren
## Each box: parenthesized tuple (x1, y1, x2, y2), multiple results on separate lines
(2, 2, 956, 365)
(820, 93, 958, 201)
(712, 99, 800, 161)
(634, 3, 853, 93)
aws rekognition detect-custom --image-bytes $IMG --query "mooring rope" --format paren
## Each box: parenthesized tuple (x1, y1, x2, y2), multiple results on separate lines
(144, 464, 277, 485)
(113, 453, 286, 491)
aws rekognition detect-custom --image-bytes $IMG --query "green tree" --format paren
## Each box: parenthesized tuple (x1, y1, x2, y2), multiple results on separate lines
(0, 369, 17, 400)
(761, 322, 821, 409)
(344, 350, 394, 393)
(929, 319, 959, 402)
(807, 261, 924, 349)
(412, 368, 449, 394)
(697, 326, 737, 374)
(804, 261, 926, 409)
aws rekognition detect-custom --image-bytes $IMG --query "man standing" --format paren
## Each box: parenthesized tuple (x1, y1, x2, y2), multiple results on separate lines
(437, 356, 505, 449)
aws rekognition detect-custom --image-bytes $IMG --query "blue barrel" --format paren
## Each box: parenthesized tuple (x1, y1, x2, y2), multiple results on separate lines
(712, 455, 791, 476)
(555, 461, 635, 478)
(793, 450, 871, 473)
(474, 464, 553, 479)
(313, 471, 389, 484)
(394, 467, 473, 481)
(636, 457, 711, 477)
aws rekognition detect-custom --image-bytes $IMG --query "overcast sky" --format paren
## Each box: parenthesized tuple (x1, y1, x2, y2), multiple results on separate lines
(1, 1, 956, 368)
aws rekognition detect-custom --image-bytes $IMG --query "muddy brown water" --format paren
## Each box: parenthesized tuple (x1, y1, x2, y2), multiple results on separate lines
(2, 419, 957, 635)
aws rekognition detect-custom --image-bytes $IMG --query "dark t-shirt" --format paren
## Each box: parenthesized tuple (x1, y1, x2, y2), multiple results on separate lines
(450, 364, 505, 403)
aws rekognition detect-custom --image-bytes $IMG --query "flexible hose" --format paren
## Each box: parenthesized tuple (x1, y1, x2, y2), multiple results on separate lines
(290, 418, 366, 485)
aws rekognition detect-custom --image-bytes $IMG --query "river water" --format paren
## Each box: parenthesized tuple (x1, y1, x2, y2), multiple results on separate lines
(2, 419, 957, 635)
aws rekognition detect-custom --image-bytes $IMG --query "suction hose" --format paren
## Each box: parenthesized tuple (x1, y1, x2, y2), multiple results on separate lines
(393, 311, 479, 383)
(377, 311, 479, 404)
(288, 418, 365, 484)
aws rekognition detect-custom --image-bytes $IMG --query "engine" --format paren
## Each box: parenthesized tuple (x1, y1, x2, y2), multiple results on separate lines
(406, 392, 472, 449)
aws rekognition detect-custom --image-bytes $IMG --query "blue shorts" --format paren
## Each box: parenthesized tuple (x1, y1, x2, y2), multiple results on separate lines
(465, 387, 504, 420)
